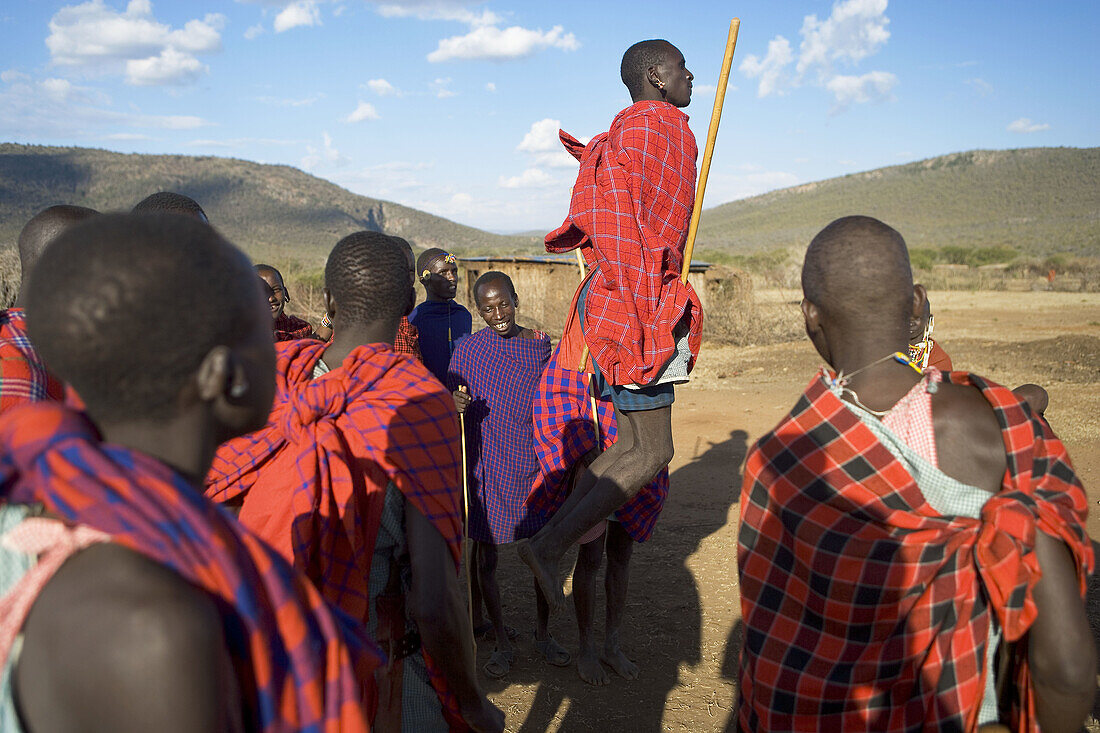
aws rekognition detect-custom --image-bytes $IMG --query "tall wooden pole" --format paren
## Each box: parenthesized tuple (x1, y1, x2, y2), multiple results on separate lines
(681, 18, 741, 284)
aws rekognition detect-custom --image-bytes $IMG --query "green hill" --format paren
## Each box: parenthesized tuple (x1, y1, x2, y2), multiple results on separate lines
(0, 143, 540, 265)
(695, 147, 1099, 258)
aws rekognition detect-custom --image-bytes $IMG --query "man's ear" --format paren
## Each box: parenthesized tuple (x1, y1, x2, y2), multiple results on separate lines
(911, 283, 928, 324)
(647, 64, 663, 90)
(800, 297, 820, 334)
(322, 287, 336, 320)
(512, 292, 520, 309)
(195, 345, 236, 403)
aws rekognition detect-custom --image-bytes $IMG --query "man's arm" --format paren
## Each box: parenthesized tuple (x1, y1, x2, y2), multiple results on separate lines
(16, 542, 242, 733)
(1026, 531, 1095, 733)
(404, 498, 504, 733)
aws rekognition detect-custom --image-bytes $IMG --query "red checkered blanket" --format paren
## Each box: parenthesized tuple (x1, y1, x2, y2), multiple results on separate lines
(738, 371, 1092, 732)
(546, 100, 703, 386)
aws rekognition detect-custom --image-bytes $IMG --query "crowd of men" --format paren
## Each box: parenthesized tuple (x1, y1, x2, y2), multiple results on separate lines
(0, 37, 1092, 733)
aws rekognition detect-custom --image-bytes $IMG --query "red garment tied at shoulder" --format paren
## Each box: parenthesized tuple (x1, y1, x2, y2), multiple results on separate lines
(546, 101, 703, 387)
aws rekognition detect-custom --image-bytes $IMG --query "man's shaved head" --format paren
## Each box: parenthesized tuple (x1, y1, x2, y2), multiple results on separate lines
(473, 271, 516, 306)
(132, 192, 208, 222)
(26, 213, 264, 423)
(621, 39, 673, 99)
(17, 205, 99, 282)
(254, 264, 285, 287)
(416, 247, 451, 275)
(802, 216, 913, 329)
(326, 231, 413, 325)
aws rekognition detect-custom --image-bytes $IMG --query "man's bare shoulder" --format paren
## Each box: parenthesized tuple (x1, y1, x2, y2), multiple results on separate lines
(16, 542, 239, 733)
(931, 381, 1008, 494)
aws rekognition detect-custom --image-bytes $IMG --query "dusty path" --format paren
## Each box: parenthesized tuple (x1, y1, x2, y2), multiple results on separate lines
(481, 291, 1100, 732)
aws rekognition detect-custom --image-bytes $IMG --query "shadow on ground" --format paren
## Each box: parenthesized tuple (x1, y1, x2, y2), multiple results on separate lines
(481, 429, 748, 731)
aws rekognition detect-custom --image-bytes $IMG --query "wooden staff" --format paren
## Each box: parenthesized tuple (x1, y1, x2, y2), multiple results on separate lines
(681, 18, 741, 284)
(573, 250, 602, 435)
(457, 387, 475, 651)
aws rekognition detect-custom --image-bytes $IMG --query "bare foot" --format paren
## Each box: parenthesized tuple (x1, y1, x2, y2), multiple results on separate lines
(601, 645, 638, 680)
(577, 648, 610, 686)
(516, 539, 564, 613)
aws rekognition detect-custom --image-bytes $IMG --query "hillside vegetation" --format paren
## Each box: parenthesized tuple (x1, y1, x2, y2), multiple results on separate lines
(0, 143, 540, 265)
(694, 147, 1099, 258)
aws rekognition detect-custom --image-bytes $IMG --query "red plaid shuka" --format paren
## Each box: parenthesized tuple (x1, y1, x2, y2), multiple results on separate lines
(395, 315, 423, 361)
(274, 312, 315, 342)
(737, 371, 1093, 732)
(0, 308, 64, 414)
(528, 338, 669, 543)
(546, 100, 703, 387)
(0, 402, 380, 732)
(206, 339, 467, 730)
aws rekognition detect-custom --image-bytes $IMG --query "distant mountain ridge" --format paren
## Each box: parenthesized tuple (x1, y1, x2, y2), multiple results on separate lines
(694, 147, 1099, 256)
(1, 144, 1095, 264)
(0, 143, 540, 264)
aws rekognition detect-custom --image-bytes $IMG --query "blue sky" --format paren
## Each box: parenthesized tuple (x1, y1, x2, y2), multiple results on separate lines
(1, 0, 1097, 233)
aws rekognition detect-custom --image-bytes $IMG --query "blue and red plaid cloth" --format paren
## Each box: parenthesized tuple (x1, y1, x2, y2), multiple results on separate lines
(546, 101, 703, 387)
(447, 327, 551, 544)
(527, 339, 669, 543)
(738, 371, 1093, 732)
(0, 308, 63, 414)
(205, 338, 468, 729)
(0, 401, 380, 732)
(274, 312, 315, 342)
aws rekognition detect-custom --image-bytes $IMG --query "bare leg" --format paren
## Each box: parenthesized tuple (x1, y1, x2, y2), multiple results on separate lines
(600, 521, 638, 680)
(573, 530, 610, 685)
(475, 541, 513, 678)
(521, 405, 673, 610)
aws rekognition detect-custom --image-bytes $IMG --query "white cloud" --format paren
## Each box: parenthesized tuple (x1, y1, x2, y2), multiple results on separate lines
(374, 2, 501, 26)
(1, 70, 30, 83)
(826, 70, 897, 110)
(485, 81, 496, 92)
(188, 137, 299, 147)
(366, 78, 398, 95)
(740, 0, 893, 106)
(517, 118, 562, 152)
(0, 71, 210, 138)
(301, 131, 346, 170)
(1007, 117, 1050, 133)
(535, 151, 580, 168)
(274, 0, 321, 33)
(345, 101, 379, 122)
(254, 93, 323, 106)
(46, 1, 224, 86)
(499, 167, 554, 188)
(797, 0, 890, 78)
(40, 78, 74, 99)
(428, 24, 578, 62)
(103, 132, 153, 140)
(965, 77, 992, 97)
(739, 36, 793, 97)
(244, 23, 264, 40)
(126, 47, 206, 85)
(432, 77, 456, 98)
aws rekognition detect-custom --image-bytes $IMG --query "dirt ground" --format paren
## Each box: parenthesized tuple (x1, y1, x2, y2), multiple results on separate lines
(478, 290, 1100, 732)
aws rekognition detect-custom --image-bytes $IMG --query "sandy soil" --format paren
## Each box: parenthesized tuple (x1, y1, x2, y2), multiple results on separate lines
(479, 291, 1100, 732)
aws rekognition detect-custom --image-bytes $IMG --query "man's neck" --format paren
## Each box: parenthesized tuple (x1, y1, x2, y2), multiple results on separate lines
(323, 321, 398, 367)
(827, 332, 920, 413)
(96, 412, 214, 487)
(425, 293, 453, 304)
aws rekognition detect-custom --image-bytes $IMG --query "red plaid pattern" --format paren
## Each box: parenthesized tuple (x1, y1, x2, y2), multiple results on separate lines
(0, 308, 64, 414)
(0, 402, 380, 732)
(395, 315, 423, 361)
(738, 371, 1092, 732)
(274, 312, 315, 342)
(528, 339, 669, 542)
(546, 101, 703, 386)
(206, 338, 467, 729)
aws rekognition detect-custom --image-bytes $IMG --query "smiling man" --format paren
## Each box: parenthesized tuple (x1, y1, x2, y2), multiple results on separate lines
(448, 272, 567, 679)
(409, 248, 472, 385)
(255, 264, 314, 341)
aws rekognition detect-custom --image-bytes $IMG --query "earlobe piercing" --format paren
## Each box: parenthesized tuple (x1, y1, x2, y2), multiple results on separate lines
(230, 379, 249, 399)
